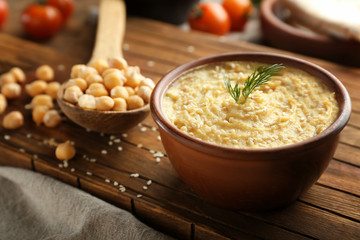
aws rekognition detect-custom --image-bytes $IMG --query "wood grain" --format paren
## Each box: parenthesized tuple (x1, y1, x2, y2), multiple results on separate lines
(0, 16, 360, 239)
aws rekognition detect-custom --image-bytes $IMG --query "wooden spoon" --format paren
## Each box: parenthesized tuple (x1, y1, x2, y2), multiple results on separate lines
(57, 0, 150, 134)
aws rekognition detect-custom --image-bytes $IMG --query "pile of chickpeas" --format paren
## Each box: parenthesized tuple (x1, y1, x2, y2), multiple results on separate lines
(62, 57, 154, 111)
(0, 64, 62, 130)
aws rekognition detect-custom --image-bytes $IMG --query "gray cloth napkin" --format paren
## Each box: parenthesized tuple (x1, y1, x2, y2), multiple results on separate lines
(0, 166, 172, 240)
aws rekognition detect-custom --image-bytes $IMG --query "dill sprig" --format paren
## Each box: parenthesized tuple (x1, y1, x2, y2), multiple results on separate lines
(224, 63, 285, 104)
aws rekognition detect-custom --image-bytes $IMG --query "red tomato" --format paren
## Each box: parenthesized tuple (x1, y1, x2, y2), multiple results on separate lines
(188, 2, 230, 36)
(223, 0, 253, 31)
(21, 4, 63, 40)
(47, 0, 74, 23)
(0, 0, 8, 29)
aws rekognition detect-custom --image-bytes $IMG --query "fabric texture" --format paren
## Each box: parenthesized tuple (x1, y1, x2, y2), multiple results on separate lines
(0, 166, 172, 240)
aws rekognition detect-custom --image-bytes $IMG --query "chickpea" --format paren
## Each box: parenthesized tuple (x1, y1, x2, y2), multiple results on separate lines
(0, 94, 7, 114)
(79, 66, 98, 79)
(112, 97, 127, 111)
(78, 94, 96, 110)
(25, 80, 47, 97)
(89, 59, 109, 74)
(137, 85, 152, 103)
(103, 70, 126, 90)
(63, 85, 83, 104)
(32, 105, 49, 125)
(110, 86, 129, 99)
(30, 94, 54, 109)
(3, 111, 24, 129)
(55, 140, 76, 161)
(108, 56, 128, 70)
(126, 95, 144, 110)
(66, 78, 88, 92)
(45, 82, 61, 99)
(70, 64, 86, 78)
(124, 66, 144, 88)
(102, 68, 122, 78)
(124, 86, 135, 96)
(85, 74, 103, 85)
(36, 65, 54, 82)
(95, 96, 114, 111)
(10, 67, 26, 83)
(85, 83, 108, 97)
(43, 109, 62, 127)
(2, 83, 21, 99)
(139, 78, 155, 89)
(0, 73, 16, 86)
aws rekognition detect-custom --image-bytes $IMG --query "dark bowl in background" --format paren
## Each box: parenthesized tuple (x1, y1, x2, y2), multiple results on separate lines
(260, 0, 360, 67)
(150, 52, 351, 211)
(125, 0, 199, 25)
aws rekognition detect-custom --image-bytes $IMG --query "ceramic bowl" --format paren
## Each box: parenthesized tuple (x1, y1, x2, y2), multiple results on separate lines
(150, 52, 351, 211)
(260, 0, 360, 67)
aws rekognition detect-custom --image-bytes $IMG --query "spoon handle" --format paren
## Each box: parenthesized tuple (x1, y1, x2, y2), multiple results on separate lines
(89, 0, 126, 63)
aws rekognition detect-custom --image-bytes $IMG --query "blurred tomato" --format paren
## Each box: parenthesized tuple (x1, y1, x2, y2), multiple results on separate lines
(0, 0, 8, 29)
(223, 0, 253, 31)
(21, 4, 63, 40)
(188, 2, 230, 36)
(47, 0, 74, 23)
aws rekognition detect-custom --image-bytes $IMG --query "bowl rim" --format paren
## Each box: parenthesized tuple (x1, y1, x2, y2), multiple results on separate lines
(150, 52, 351, 157)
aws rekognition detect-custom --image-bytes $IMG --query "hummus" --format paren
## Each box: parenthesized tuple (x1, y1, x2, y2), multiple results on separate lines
(162, 61, 339, 149)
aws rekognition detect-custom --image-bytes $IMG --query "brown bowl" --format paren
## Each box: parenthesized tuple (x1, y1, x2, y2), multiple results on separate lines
(260, 0, 360, 67)
(150, 52, 351, 211)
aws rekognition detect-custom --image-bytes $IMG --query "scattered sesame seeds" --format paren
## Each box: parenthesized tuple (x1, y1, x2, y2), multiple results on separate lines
(121, 133, 128, 138)
(4, 135, 10, 140)
(119, 185, 126, 192)
(110, 135, 116, 140)
(63, 160, 69, 168)
(123, 43, 130, 51)
(90, 158, 97, 163)
(58, 163, 64, 168)
(130, 173, 139, 178)
(114, 138, 121, 143)
(26, 134, 32, 139)
(101, 149, 108, 155)
(137, 144, 143, 148)
(57, 64, 65, 71)
(147, 61, 155, 67)
(151, 127, 157, 131)
(105, 179, 111, 183)
(117, 146, 123, 151)
(155, 157, 161, 163)
(140, 127, 147, 132)
(153, 152, 164, 157)
(147, 180, 152, 186)
(108, 141, 113, 146)
(136, 194, 143, 198)
(86, 171, 93, 176)
(113, 181, 119, 186)
(143, 186, 148, 190)
(70, 168, 75, 172)
(187, 45, 195, 52)
(19, 148, 26, 153)
(149, 149, 155, 154)
(157, 136, 161, 141)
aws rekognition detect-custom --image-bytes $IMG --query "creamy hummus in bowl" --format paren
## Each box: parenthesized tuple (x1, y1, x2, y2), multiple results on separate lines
(150, 52, 351, 210)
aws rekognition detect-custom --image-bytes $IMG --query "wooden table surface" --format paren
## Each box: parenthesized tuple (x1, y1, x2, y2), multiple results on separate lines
(1, 1, 360, 239)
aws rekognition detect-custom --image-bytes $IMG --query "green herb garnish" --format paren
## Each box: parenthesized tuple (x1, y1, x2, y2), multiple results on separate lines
(224, 63, 285, 104)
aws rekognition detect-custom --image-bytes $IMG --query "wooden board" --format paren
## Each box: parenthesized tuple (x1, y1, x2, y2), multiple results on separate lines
(0, 17, 360, 239)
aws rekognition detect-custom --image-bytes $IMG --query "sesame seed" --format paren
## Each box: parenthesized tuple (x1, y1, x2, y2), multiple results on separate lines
(114, 138, 121, 143)
(86, 171, 93, 176)
(187, 45, 195, 52)
(105, 179, 111, 183)
(70, 168, 75, 172)
(58, 163, 63, 168)
(143, 186, 148, 190)
(82, 154, 87, 159)
(136, 194, 143, 198)
(33, 154, 38, 159)
(157, 136, 161, 141)
(151, 127, 157, 131)
(147, 61, 155, 67)
(121, 133, 128, 138)
(137, 144, 143, 148)
(138, 123, 143, 127)
(4, 135, 10, 140)
(119, 186, 126, 192)
(123, 43, 130, 51)
(147, 180, 152, 186)
(101, 149, 108, 155)
(130, 173, 139, 178)
(140, 127, 147, 132)
(26, 134, 32, 139)
(90, 158, 96, 163)
(63, 160, 69, 168)
(156, 157, 161, 163)
(19, 148, 26, 153)
(108, 141, 113, 146)
(24, 104, 31, 110)
(113, 181, 119, 186)
(149, 149, 155, 154)
(110, 135, 116, 140)
(117, 146, 123, 151)
(153, 152, 164, 157)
